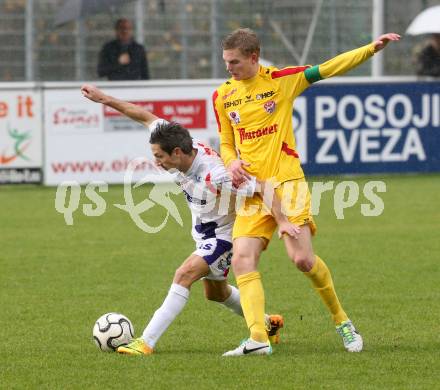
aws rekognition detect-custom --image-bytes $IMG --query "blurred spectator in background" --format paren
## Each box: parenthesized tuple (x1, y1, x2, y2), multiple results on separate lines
(98, 18, 150, 80)
(413, 33, 440, 77)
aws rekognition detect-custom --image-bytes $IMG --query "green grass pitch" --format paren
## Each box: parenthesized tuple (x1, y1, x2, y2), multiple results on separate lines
(1, 174, 439, 389)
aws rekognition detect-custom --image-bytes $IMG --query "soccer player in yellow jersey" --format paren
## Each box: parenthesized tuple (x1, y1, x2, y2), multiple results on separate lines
(213, 28, 400, 356)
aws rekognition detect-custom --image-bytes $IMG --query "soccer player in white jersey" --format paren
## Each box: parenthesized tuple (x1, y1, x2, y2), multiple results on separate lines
(81, 84, 298, 356)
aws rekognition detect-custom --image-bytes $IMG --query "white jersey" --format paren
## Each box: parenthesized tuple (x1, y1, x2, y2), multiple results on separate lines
(149, 119, 256, 244)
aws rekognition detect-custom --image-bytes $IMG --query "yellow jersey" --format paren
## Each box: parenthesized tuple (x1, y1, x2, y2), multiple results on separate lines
(213, 43, 376, 183)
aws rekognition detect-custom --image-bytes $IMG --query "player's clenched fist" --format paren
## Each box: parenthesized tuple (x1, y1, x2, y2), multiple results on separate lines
(81, 84, 107, 104)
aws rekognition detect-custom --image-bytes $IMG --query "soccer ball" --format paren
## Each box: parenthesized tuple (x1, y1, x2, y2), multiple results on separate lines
(93, 312, 134, 352)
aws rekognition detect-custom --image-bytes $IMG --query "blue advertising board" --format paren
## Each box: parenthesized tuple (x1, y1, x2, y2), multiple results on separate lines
(297, 81, 440, 175)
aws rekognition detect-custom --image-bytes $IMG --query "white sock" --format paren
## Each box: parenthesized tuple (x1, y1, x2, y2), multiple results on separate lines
(220, 285, 243, 316)
(141, 283, 189, 348)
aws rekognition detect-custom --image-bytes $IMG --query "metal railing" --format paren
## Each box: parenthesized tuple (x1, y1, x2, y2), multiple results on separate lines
(0, 0, 437, 81)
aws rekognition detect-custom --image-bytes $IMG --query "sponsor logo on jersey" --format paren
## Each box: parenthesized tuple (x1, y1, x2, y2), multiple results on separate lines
(224, 98, 242, 109)
(222, 88, 237, 100)
(229, 111, 241, 124)
(237, 124, 278, 144)
(264, 100, 276, 114)
(256, 90, 275, 100)
(245, 94, 254, 103)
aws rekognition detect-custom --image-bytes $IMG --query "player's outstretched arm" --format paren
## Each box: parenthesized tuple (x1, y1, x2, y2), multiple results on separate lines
(305, 33, 401, 83)
(81, 84, 159, 127)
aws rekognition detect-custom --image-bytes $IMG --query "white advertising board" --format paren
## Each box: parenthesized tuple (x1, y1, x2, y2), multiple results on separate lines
(0, 88, 42, 183)
(43, 83, 219, 185)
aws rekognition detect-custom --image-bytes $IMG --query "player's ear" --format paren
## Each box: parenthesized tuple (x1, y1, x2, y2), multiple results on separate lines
(251, 52, 259, 64)
(172, 147, 182, 157)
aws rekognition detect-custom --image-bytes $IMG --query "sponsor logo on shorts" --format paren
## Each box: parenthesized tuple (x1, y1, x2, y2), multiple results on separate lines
(217, 253, 232, 271)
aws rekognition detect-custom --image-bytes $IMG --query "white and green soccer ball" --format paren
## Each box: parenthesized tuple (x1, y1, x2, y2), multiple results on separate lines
(93, 312, 134, 352)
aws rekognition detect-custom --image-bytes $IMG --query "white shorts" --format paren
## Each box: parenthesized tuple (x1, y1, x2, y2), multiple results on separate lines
(193, 238, 233, 281)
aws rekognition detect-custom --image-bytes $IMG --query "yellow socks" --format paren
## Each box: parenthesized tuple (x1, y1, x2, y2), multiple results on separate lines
(236, 271, 268, 343)
(236, 257, 346, 341)
(304, 256, 348, 325)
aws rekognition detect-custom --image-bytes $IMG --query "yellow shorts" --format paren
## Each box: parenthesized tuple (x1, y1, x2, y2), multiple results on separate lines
(232, 178, 317, 245)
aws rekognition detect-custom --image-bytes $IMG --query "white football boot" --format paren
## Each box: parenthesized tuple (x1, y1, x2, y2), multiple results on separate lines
(336, 319, 363, 352)
(222, 338, 272, 357)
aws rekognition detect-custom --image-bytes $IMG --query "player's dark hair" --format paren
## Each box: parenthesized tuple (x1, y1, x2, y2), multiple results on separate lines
(222, 28, 260, 57)
(149, 122, 193, 155)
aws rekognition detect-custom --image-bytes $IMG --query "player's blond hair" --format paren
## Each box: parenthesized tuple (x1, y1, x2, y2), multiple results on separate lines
(221, 28, 260, 58)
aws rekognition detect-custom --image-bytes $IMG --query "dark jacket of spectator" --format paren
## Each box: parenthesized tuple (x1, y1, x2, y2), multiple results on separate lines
(98, 39, 150, 80)
(97, 18, 150, 80)
(414, 34, 440, 77)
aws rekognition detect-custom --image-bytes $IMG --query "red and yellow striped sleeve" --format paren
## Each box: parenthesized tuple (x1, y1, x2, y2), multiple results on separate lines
(212, 89, 237, 167)
(268, 65, 312, 101)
